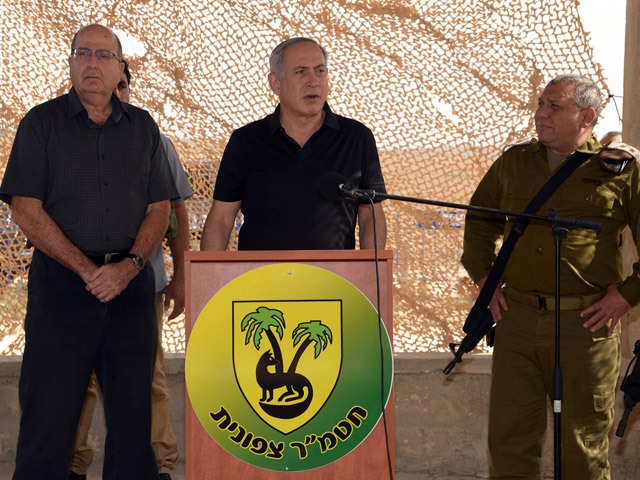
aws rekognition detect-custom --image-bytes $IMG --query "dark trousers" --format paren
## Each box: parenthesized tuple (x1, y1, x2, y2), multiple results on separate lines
(12, 250, 159, 480)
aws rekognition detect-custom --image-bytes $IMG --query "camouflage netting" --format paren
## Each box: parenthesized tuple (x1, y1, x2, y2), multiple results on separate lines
(0, 0, 611, 355)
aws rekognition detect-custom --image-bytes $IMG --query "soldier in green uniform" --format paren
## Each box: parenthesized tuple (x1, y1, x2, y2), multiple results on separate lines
(461, 74, 640, 479)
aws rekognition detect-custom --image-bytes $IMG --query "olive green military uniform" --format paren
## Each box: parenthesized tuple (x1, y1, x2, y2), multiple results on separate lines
(461, 135, 640, 479)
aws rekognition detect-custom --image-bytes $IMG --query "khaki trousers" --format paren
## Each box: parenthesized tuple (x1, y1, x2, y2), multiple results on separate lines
(489, 297, 620, 480)
(70, 293, 179, 475)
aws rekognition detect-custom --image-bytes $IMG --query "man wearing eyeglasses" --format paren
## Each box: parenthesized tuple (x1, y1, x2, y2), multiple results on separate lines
(461, 75, 640, 479)
(68, 60, 190, 480)
(1, 24, 177, 479)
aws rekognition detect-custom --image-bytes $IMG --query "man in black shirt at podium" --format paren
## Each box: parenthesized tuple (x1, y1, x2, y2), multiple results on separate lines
(200, 37, 387, 251)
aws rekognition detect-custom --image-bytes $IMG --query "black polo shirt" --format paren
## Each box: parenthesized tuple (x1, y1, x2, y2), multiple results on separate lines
(0, 88, 178, 254)
(213, 103, 386, 250)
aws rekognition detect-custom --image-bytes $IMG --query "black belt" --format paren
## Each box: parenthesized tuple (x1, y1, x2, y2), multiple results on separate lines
(86, 252, 130, 265)
(504, 288, 605, 311)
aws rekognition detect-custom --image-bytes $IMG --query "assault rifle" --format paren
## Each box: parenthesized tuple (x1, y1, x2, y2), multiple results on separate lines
(443, 306, 494, 375)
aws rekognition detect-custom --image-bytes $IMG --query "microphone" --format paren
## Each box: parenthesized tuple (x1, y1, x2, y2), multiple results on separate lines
(318, 172, 377, 203)
(340, 184, 377, 200)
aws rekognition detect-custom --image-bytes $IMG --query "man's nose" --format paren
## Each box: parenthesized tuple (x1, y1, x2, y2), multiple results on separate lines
(535, 104, 549, 118)
(85, 51, 101, 67)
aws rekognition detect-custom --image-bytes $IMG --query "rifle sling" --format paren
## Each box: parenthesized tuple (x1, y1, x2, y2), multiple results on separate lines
(464, 150, 592, 332)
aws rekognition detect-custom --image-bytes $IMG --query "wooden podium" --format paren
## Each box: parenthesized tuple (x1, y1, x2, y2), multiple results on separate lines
(184, 250, 394, 479)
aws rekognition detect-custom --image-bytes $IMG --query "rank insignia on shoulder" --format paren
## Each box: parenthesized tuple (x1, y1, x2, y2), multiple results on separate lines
(599, 141, 639, 175)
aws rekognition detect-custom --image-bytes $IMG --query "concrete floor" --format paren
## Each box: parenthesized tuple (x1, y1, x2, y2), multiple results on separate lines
(0, 468, 487, 480)
(0, 464, 187, 480)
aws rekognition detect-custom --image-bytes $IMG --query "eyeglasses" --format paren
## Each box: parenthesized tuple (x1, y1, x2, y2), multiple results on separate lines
(70, 48, 120, 64)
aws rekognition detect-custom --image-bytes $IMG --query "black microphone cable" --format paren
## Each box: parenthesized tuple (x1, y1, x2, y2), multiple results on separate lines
(608, 93, 623, 127)
(318, 171, 393, 476)
(365, 195, 395, 480)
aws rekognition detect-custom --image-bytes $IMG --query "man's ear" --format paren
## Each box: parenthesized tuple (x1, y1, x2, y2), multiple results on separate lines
(583, 106, 597, 127)
(268, 72, 280, 96)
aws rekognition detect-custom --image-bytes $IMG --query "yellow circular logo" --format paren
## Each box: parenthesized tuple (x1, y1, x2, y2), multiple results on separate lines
(186, 263, 393, 471)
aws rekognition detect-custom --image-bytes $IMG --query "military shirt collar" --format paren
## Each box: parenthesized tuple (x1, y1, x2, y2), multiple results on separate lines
(521, 134, 602, 156)
(575, 134, 602, 155)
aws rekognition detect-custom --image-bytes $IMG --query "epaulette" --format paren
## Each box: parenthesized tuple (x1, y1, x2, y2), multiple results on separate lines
(598, 141, 639, 175)
(502, 137, 535, 153)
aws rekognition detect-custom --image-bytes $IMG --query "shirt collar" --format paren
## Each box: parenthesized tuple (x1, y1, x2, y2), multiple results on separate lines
(267, 102, 340, 135)
(576, 134, 602, 154)
(525, 134, 602, 155)
(67, 87, 131, 123)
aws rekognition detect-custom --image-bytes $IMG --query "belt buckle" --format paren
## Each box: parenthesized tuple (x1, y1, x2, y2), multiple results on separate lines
(104, 252, 118, 264)
(537, 295, 547, 310)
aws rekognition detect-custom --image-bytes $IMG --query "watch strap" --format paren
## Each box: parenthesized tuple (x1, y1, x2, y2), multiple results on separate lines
(126, 253, 145, 271)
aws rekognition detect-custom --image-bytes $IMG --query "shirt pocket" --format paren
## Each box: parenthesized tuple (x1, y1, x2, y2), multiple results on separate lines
(122, 150, 151, 193)
(503, 181, 536, 213)
(553, 183, 617, 219)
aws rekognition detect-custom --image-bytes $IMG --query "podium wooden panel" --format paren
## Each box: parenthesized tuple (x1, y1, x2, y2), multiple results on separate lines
(185, 250, 394, 479)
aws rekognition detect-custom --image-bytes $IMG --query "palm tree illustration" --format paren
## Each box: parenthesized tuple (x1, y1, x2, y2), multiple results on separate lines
(241, 311, 333, 420)
(241, 307, 286, 373)
(288, 320, 333, 374)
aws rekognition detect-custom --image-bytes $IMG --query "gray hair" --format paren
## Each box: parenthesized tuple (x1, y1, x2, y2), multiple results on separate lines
(548, 74, 603, 124)
(269, 37, 328, 78)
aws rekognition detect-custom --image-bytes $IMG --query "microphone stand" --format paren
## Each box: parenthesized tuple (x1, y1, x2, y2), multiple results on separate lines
(552, 224, 568, 479)
(345, 190, 600, 235)
(346, 188, 599, 480)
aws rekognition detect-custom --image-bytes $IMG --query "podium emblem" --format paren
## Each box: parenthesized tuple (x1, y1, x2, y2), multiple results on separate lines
(233, 301, 342, 434)
(186, 263, 393, 472)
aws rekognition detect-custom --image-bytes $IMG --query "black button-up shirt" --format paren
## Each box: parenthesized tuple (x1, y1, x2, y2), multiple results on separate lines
(1, 88, 178, 254)
(213, 103, 386, 250)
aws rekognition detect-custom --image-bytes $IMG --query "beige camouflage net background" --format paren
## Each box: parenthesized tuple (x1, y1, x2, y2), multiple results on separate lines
(0, 0, 611, 355)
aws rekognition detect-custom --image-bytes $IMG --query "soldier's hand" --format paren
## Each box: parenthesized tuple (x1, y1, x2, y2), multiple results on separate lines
(580, 284, 630, 336)
(478, 276, 508, 321)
